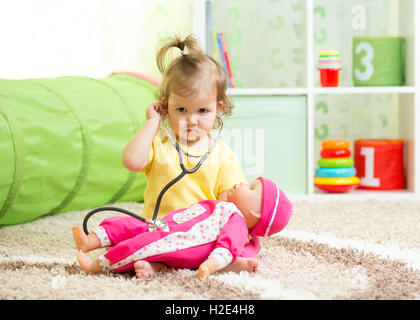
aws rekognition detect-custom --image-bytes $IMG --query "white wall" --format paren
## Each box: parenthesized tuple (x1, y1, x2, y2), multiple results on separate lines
(0, 0, 193, 80)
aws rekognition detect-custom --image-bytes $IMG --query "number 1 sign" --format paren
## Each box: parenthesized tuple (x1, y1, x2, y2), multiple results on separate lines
(354, 139, 405, 190)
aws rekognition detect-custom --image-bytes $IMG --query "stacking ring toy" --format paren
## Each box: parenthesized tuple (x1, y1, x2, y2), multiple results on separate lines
(314, 176, 360, 186)
(314, 184, 359, 193)
(320, 148, 351, 158)
(322, 140, 350, 150)
(315, 167, 356, 178)
(318, 158, 354, 168)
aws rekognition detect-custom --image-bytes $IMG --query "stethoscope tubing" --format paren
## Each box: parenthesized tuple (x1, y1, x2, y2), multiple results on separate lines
(159, 113, 224, 159)
(151, 113, 222, 219)
(82, 206, 153, 235)
(82, 113, 223, 235)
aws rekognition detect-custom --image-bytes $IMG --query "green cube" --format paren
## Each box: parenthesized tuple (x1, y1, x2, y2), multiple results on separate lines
(353, 37, 403, 86)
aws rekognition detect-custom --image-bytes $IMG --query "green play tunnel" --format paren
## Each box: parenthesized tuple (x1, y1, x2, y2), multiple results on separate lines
(0, 73, 158, 225)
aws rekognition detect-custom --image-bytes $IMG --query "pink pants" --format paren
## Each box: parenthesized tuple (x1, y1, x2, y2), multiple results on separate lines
(96, 216, 260, 273)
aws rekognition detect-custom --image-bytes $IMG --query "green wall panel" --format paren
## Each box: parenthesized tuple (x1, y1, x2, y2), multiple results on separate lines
(222, 95, 307, 194)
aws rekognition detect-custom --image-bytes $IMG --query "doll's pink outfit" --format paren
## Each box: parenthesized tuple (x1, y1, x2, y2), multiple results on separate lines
(93, 177, 292, 273)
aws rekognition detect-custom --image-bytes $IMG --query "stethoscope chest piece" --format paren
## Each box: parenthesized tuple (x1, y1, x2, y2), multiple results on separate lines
(148, 218, 168, 232)
(148, 224, 157, 232)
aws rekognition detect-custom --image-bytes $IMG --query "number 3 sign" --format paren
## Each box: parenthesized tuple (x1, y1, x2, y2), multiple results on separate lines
(352, 37, 403, 86)
(354, 42, 374, 82)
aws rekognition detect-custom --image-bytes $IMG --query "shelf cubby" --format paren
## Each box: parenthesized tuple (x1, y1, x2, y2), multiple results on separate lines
(194, 0, 419, 196)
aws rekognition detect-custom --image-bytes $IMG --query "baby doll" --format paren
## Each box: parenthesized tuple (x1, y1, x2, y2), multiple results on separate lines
(72, 177, 293, 280)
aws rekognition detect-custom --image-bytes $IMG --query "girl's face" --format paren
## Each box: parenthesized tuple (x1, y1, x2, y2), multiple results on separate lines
(165, 87, 222, 145)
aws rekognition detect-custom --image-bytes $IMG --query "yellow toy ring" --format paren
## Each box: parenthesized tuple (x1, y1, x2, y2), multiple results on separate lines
(314, 176, 360, 186)
(322, 140, 350, 150)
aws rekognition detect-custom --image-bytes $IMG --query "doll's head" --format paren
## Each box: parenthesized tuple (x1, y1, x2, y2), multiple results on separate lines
(227, 177, 293, 237)
(155, 35, 233, 143)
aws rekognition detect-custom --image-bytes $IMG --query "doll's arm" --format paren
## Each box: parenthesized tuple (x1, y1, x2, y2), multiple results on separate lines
(198, 257, 219, 280)
(197, 213, 248, 280)
(198, 247, 233, 280)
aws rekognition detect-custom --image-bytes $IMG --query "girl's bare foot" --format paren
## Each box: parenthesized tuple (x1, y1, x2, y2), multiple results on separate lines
(220, 257, 259, 274)
(134, 260, 165, 278)
(72, 226, 101, 252)
(76, 250, 102, 274)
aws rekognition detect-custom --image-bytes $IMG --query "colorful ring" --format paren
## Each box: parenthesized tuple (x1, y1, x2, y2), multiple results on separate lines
(315, 167, 356, 178)
(315, 184, 358, 193)
(320, 148, 351, 158)
(318, 157, 354, 168)
(314, 176, 360, 186)
(321, 140, 350, 150)
(319, 50, 340, 56)
(316, 65, 342, 69)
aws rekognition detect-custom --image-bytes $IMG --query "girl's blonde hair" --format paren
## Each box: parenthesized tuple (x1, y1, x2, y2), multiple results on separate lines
(155, 34, 234, 116)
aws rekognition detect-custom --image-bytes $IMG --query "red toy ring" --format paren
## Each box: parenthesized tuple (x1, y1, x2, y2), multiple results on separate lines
(314, 184, 359, 193)
(320, 148, 351, 158)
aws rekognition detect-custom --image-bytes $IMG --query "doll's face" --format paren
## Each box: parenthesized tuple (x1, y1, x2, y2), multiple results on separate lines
(226, 179, 262, 229)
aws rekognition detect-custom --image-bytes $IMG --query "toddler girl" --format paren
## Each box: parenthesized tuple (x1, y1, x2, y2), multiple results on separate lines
(122, 34, 246, 217)
(121, 34, 258, 274)
(72, 177, 293, 280)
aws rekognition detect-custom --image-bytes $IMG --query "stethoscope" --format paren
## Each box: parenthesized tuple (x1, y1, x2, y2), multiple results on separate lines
(82, 113, 224, 235)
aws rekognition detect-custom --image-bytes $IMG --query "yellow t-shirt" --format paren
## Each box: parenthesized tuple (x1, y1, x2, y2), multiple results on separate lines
(141, 129, 247, 219)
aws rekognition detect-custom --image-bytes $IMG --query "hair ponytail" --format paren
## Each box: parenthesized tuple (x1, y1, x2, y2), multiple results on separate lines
(156, 35, 202, 75)
(155, 34, 234, 117)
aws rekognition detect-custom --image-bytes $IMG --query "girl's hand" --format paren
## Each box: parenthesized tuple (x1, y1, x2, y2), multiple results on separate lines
(146, 102, 167, 122)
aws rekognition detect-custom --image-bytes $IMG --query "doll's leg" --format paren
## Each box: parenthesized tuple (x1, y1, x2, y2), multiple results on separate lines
(98, 216, 149, 246)
(76, 250, 103, 274)
(219, 257, 259, 274)
(73, 216, 150, 253)
(72, 226, 101, 252)
(134, 260, 166, 278)
(101, 228, 169, 274)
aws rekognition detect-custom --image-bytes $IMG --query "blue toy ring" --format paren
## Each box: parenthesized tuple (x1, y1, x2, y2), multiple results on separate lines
(316, 167, 356, 178)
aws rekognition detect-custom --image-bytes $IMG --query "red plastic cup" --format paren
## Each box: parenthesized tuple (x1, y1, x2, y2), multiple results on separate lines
(319, 68, 341, 87)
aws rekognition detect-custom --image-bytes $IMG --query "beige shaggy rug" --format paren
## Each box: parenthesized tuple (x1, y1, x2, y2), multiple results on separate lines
(1, 196, 419, 300)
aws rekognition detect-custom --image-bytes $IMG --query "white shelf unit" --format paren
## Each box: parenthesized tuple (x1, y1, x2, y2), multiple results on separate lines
(194, 0, 420, 197)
